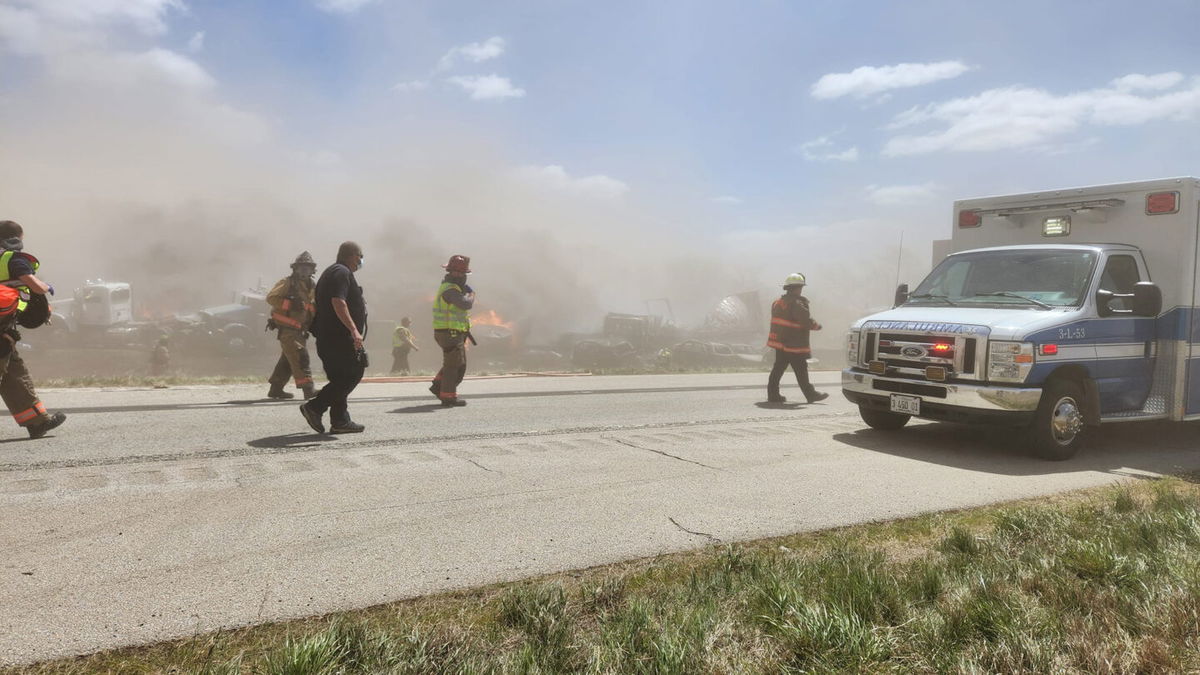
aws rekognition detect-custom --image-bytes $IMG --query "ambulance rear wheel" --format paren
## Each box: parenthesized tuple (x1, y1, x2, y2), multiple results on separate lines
(1031, 380, 1085, 460)
(859, 406, 910, 430)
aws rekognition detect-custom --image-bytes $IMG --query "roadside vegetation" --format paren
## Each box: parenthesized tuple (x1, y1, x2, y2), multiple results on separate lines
(15, 477, 1200, 674)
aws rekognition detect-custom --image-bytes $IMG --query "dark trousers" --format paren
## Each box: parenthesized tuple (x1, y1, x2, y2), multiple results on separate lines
(767, 349, 818, 401)
(391, 346, 411, 374)
(309, 338, 364, 425)
(431, 330, 467, 400)
(0, 346, 45, 427)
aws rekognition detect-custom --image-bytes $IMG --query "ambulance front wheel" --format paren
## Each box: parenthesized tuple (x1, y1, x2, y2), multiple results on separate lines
(859, 406, 911, 431)
(1030, 380, 1085, 460)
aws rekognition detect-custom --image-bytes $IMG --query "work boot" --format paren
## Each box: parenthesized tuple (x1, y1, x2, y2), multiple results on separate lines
(806, 391, 829, 403)
(27, 412, 66, 439)
(267, 386, 294, 400)
(767, 394, 787, 403)
(302, 384, 316, 400)
(299, 402, 325, 434)
(429, 383, 441, 400)
(330, 420, 365, 433)
(440, 398, 467, 407)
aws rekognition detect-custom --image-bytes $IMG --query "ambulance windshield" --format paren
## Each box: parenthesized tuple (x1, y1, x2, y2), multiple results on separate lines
(910, 249, 1098, 308)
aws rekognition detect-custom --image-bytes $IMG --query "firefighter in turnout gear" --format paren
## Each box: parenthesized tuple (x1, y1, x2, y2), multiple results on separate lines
(429, 255, 474, 407)
(391, 316, 418, 374)
(266, 251, 318, 399)
(766, 272, 828, 404)
(0, 220, 66, 438)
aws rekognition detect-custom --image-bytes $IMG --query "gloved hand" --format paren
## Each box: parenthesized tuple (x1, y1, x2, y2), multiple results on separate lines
(46, 284, 54, 296)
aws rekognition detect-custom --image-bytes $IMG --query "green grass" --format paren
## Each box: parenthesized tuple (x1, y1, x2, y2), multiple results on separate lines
(14, 477, 1200, 674)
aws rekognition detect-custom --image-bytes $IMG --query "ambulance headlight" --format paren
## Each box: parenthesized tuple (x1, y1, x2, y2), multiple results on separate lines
(846, 331, 860, 366)
(988, 341, 1034, 383)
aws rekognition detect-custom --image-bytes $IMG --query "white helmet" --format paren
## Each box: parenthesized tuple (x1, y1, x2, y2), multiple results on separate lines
(783, 272, 806, 288)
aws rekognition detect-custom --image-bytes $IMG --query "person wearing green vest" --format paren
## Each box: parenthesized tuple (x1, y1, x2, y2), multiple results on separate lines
(391, 316, 418, 374)
(0, 220, 66, 439)
(430, 255, 474, 407)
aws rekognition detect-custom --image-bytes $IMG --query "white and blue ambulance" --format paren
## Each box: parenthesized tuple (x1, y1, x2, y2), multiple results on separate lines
(842, 177, 1199, 459)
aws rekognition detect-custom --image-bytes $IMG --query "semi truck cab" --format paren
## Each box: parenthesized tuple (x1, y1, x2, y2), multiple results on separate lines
(843, 177, 1198, 459)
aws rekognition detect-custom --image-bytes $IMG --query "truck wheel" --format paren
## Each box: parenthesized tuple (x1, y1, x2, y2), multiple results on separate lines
(859, 405, 910, 430)
(1031, 380, 1085, 460)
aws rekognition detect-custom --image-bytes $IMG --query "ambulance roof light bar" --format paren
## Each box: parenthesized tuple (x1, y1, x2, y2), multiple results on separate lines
(974, 198, 1124, 218)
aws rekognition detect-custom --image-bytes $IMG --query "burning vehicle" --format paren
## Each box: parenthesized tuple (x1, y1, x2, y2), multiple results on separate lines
(41, 280, 161, 349)
(168, 287, 273, 355)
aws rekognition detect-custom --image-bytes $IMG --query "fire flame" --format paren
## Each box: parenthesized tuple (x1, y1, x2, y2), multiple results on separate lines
(473, 309, 514, 330)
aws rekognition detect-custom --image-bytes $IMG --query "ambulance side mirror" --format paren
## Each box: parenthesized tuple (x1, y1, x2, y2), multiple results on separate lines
(1132, 282, 1162, 317)
(1096, 289, 1116, 317)
(893, 283, 909, 308)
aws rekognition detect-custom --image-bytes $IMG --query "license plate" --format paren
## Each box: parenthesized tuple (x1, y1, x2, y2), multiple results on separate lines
(890, 394, 921, 415)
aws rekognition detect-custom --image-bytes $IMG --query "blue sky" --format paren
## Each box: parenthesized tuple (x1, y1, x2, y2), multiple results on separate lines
(2, 0, 1200, 326)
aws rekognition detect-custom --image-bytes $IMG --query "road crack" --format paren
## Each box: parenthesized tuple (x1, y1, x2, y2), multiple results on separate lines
(463, 458, 499, 474)
(606, 437, 720, 471)
(668, 516, 721, 543)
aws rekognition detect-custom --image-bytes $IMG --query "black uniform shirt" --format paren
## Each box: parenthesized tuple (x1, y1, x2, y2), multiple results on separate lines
(312, 263, 367, 342)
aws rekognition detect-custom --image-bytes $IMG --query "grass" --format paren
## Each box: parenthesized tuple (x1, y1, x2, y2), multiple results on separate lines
(13, 477, 1200, 674)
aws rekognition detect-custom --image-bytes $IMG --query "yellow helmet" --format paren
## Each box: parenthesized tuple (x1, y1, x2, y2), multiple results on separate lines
(783, 272, 806, 288)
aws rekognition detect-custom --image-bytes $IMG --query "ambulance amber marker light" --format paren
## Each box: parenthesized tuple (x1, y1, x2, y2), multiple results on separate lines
(931, 343, 952, 352)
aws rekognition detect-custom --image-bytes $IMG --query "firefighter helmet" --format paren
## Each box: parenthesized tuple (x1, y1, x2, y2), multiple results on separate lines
(291, 251, 316, 268)
(783, 272, 806, 288)
(443, 255, 472, 275)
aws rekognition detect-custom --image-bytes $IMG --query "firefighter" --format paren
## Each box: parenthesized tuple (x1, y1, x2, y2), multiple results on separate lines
(266, 251, 318, 400)
(766, 272, 829, 404)
(150, 335, 170, 376)
(0, 220, 65, 438)
(391, 316, 418, 374)
(429, 255, 474, 407)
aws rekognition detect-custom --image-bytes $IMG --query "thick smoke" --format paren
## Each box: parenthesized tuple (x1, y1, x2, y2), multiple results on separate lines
(0, 8, 940, 358)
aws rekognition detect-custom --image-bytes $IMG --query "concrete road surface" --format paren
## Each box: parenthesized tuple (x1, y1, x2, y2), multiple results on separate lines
(2, 371, 1198, 665)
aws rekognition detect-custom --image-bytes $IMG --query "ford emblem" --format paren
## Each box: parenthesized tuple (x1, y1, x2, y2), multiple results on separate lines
(901, 346, 926, 358)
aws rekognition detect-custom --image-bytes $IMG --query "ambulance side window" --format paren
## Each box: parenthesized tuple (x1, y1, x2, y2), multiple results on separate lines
(1099, 255, 1141, 312)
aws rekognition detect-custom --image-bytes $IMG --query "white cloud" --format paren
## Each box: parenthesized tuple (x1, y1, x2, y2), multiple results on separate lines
(437, 36, 505, 71)
(712, 195, 743, 205)
(514, 165, 629, 200)
(393, 79, 429, 93)
(1111, 72, 1183, 91)
(313, 0, 378, 14)
(812, 60, 972, 100)
(796, 136, 859, 162)
(22, 0, 184, 36)
(447, 74, 525, 101)
(866, 183, 940, 206)
(187, 30, 204, 53)
(883, 73, 1200, 156)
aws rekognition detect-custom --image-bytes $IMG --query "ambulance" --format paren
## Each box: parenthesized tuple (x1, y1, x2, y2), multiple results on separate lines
(842, 177, 1199, 459)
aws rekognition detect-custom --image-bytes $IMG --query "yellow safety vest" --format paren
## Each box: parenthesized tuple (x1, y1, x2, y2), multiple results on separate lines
(432, 281, 470, 331)
(393, 325, 413, 348)
(0, 250, 38, 313)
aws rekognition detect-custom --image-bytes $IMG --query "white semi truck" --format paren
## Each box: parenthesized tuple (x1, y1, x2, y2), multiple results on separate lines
(842, 177, 1199, 459)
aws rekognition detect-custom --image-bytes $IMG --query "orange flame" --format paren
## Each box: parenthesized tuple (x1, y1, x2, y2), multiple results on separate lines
(473, 309, 514, 330)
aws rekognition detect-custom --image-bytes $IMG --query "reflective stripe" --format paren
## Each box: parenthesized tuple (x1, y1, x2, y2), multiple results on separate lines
(281, 298, 291, 311)
(294, 377, 312, 386)
(771, 317, 806, 329)
(432, 282, 470, 331)
(272, 312, 302, 329)
(13, 402, 43, 424)
(768, 342, 811, 354)
(0, 250, 37, 313)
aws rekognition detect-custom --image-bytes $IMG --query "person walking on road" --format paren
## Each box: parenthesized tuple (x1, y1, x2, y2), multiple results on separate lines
(0, 220, 66, 438)
(391, 316, 418, 374)
(266, 251, 318, 400)
(766, 272, 828, 404)
(429, 255, 474, 407)
(301, 242, 368, 434)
